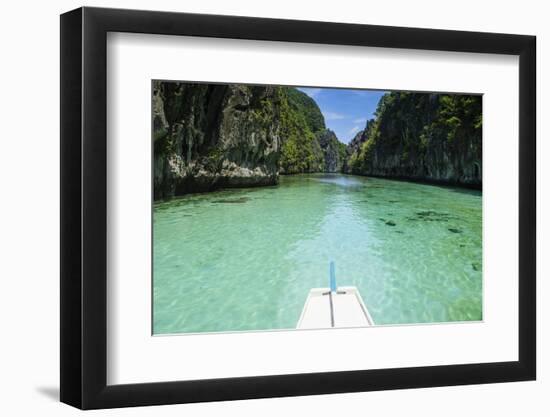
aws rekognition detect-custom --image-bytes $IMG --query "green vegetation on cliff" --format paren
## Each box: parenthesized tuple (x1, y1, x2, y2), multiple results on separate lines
(285, 88, 326, 133)
(345, 92, 482, 187)
(279, 88, 325, 173)
(279, 88, 348, 174)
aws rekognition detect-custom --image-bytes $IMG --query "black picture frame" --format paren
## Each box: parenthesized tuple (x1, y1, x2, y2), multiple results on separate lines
(60, 6, 536, 410)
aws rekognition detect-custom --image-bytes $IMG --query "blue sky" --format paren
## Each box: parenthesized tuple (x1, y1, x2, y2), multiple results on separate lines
(297, 87, 386, 144)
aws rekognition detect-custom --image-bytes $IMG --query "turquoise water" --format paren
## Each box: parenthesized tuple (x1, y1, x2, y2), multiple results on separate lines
(153, 174, 482, 334)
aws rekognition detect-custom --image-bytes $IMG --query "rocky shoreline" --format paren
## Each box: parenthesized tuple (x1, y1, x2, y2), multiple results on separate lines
(342, 172, 482, 191)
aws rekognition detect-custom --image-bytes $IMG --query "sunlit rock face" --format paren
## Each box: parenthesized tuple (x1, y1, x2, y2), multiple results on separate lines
(343, 93, 482, 188)
(153, 82, 282, 199)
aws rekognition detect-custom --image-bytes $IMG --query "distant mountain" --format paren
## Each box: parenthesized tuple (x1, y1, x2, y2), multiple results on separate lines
(316, 129, 347, 173)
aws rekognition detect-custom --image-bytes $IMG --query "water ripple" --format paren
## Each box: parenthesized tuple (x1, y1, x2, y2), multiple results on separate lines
(153, 174, 482, 334)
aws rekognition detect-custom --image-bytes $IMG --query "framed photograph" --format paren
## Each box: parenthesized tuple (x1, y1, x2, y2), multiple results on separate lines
(60, 6, 536, 409)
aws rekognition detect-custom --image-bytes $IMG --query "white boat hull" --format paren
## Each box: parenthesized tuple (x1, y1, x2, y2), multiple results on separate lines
(296, 286, 374, 329)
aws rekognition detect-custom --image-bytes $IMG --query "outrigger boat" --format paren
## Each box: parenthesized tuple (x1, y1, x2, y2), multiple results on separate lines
(297, 262, 374, 329)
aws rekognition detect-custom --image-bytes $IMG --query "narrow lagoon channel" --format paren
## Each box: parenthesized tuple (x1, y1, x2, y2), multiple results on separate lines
(153, 174, 482, 335)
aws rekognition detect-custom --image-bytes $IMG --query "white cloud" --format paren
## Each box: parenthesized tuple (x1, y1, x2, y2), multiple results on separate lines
(323, 111, 348, 120)
(348, 125, 362, 135)
(353, 117, 367, 124)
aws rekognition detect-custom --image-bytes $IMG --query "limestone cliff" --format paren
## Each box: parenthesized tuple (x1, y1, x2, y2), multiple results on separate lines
(153, 82, 284, 199)
(153, 82, 347, 199)
(316, 129, 347, 172)
(344, 92, 482, 188)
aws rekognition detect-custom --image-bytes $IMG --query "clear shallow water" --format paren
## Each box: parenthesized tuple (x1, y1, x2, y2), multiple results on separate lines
(153, 174, 482, 334)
